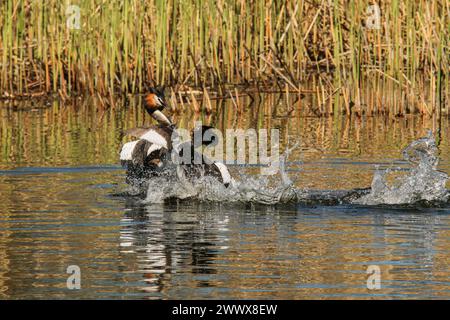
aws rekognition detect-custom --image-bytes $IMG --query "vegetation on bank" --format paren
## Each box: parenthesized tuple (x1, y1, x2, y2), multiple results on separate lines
(0, 0, 448, 115)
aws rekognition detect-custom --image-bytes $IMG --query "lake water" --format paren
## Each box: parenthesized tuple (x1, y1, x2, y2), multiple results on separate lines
(0, 95, 449, 299)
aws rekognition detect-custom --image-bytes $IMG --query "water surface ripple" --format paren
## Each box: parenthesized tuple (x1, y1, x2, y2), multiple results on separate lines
(0, 99, 449, 299)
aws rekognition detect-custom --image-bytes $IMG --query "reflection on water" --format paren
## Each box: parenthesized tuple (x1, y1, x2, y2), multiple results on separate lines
(1, 95, 449, 189)
(119, 201, 450, 299)
(0, 96, 449, 299)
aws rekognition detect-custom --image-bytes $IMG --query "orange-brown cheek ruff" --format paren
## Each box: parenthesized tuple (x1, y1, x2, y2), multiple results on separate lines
(144, 93, 158, 112)
(143, 93, 172, 126)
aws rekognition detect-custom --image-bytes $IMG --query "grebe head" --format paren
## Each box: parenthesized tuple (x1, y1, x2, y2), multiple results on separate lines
(144, 87, 171, 126)
(192, 125, 220, 148)
(145, 87, 166, 109)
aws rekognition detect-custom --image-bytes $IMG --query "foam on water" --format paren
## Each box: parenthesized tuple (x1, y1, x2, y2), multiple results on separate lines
(122, 131, 449, 207)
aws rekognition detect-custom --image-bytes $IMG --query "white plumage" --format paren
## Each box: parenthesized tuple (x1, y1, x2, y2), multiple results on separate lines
(140, 130, 168, 148)
(214, 162, 232, 185)
(120, 141, 139, 161)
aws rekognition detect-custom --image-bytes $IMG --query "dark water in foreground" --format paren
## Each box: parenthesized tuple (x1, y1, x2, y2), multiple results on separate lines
(0, 96, 449, 299)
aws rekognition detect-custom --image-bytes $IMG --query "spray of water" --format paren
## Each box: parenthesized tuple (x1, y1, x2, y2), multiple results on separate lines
(141, 144, 297, 205)
(121, 131, 449, 207)
(353, 130, 449, 205)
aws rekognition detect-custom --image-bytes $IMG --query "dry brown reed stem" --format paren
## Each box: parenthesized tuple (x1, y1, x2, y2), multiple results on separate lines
(0, 0, 448, 115)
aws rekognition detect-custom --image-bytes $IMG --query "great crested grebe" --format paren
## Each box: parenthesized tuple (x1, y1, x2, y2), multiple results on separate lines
(119, 88, 232, 190)
(120, 87, 174, 184)
(175, 125, 232, 188)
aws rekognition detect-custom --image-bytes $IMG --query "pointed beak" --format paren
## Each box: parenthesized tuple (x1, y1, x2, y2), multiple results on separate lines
(152, 110, 172, 126)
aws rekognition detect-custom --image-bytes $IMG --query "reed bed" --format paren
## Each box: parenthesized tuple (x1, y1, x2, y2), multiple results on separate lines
(0, 0, 448, 115)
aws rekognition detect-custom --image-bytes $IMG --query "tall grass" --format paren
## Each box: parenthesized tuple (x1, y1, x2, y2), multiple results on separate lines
(0, 0, 448, 115)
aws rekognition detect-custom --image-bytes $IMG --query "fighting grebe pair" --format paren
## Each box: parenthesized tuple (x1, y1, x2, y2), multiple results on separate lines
(119, 88, 232, 190)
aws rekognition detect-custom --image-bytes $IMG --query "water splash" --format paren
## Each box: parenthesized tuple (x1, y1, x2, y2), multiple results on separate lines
(141, 146, 297, 205)
(120, 132, 449, 207)
(354, 130, 449, 205)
